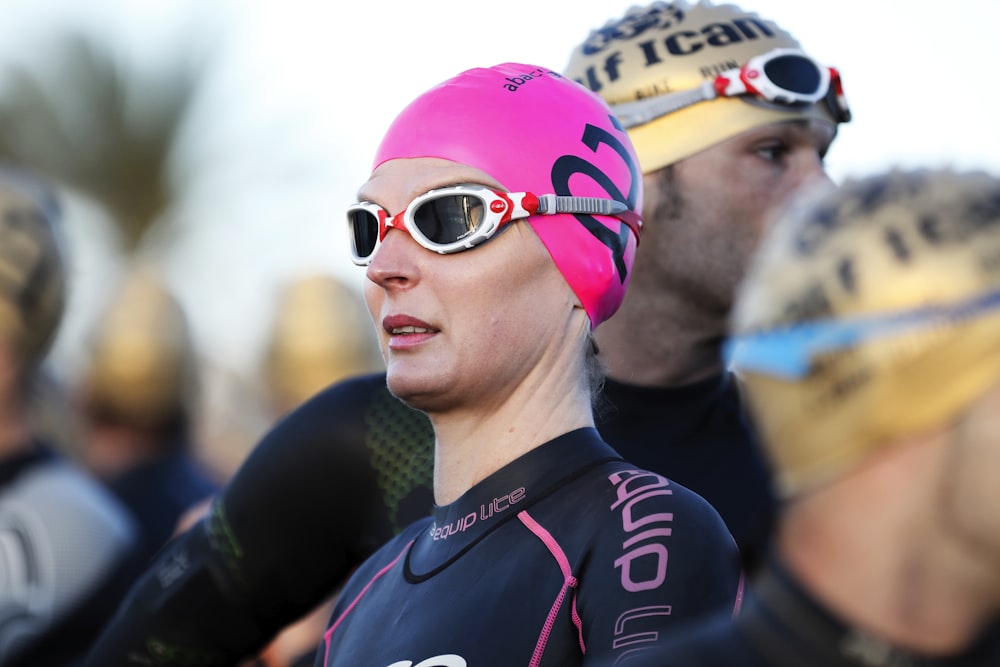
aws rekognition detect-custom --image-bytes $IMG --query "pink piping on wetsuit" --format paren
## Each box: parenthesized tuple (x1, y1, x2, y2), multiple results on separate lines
(322, 540, 413, 665)
(518, 510, 585, 665)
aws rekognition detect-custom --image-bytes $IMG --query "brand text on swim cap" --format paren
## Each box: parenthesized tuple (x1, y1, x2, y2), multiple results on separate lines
(503, 68, 561, 92)
(575, 16, 782, 95)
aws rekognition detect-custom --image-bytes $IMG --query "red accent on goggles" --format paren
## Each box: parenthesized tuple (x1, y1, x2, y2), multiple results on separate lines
(347, 184, 642, 266)
(612, 48, 851, 129)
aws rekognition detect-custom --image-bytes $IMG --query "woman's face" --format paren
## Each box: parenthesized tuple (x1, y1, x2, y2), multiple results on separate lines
(358, 158, 582, 414)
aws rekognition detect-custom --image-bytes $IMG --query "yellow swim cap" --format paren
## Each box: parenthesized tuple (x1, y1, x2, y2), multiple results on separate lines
(262, 274, 383, 412)
(729, 169, 1000, 496)
(0, 171, 65, 367)
(82, 265, 199, 427)
(564, 1, 849, 173)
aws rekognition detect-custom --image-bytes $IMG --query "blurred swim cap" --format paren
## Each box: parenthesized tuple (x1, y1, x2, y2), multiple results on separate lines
(82, 264, 198, 428)
(373, 62, 642, 328)
(262, 273, 383, 413)
(729, 169, 1000, 496)
(0, 169, 65, 368)
(564, 1, 849, 173)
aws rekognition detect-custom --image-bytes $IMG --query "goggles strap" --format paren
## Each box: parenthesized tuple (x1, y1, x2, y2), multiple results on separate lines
(613, 81, 717, 129)
(536, 195, 642, 242)
(536, 194, 626, 216)
(825, 68, 852, 123)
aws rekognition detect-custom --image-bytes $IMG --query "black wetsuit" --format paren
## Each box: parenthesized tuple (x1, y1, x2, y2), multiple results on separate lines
(621, 555, 1000, 667)
(83, 374, 435, 666)
(599, 374, 776, 575)
(83, 371, 768, 665)
(321, 428, 742, 666)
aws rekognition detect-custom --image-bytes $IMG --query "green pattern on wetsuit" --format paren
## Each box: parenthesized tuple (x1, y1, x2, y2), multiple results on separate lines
(206, 500, 244, 586)
(364, 386, 434, 533)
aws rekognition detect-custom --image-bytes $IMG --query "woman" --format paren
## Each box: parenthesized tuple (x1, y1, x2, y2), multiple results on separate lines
(322, 62, 742, 666)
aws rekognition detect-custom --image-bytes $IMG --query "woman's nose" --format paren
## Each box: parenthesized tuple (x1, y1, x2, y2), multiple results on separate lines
(365, 228, 422, 288)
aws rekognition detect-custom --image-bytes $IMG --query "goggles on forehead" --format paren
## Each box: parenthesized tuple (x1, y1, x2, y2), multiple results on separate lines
(347, 184, 642, 266)
(724, 287, 1000, 379)
(612, 47, 851, 129)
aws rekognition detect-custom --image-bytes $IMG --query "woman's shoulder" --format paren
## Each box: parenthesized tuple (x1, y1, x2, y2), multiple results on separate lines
(580, 459, 736, 539)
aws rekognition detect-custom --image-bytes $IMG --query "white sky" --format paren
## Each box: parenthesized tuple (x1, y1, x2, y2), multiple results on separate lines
(1, 0, 999, 384)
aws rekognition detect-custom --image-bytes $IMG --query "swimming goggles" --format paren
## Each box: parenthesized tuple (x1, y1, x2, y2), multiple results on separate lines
(612, 47, 851, 129)
(724, 287, 1000, 379)
(348, 184, 642, 266)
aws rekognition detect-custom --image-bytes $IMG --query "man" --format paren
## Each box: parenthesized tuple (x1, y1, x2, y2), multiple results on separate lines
(81, 2, 850, 664)
(629, 167, 1000, 665)
(563, 0, 850, 572)
(0, 168, 140, 666)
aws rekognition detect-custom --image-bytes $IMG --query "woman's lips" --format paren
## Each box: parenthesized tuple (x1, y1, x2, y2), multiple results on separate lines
(383, 314, 438, 349)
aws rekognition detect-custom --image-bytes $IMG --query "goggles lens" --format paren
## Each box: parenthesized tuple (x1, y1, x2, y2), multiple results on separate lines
(762, 53, 822, 96)
(349, 208, 381, 260)
(347, 184, 641, 266)
(413, 194, 483, 245)
(612, 48, 851, 129)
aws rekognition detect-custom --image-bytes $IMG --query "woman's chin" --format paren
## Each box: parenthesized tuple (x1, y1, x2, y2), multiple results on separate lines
(385, 363, 448, 411)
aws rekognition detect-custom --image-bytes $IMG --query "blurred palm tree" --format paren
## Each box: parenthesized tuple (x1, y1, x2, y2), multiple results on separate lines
(0, 23, 208, 252)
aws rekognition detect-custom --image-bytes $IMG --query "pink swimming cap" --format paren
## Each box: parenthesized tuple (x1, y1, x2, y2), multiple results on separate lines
(373, 63, 643, 328)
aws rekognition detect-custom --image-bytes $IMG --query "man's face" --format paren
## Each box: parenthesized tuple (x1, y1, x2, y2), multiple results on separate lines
(636, 119, 837, 328)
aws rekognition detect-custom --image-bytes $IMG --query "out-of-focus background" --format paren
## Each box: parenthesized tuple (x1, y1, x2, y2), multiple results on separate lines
(1, 0, 997, 475)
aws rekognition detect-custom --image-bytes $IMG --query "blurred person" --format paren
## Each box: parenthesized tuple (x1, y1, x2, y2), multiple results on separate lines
(85, 62, 744, 666)
(0, 167, 140, 666)
(195, 273, 386, 481)
(628, 168, 1000, 665)
(562, 0, 851, 575)
(260, 272, 383, 418)
(76, 263, 220, 565)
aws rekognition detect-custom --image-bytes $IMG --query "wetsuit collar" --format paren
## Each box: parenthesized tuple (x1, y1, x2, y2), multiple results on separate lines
(406, 427, 621, 580)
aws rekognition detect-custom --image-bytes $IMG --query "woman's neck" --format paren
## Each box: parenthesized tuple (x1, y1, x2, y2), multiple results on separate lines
(428, 377, 593, 506)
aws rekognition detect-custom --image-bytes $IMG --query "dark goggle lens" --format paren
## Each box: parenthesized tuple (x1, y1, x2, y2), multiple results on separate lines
(349, 209, 380, 258)
(413, 195, 485, 245)
(762, 54, 822, 95)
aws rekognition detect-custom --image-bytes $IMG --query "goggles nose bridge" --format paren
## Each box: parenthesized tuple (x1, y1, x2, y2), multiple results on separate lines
(380, 207, 410, 242)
